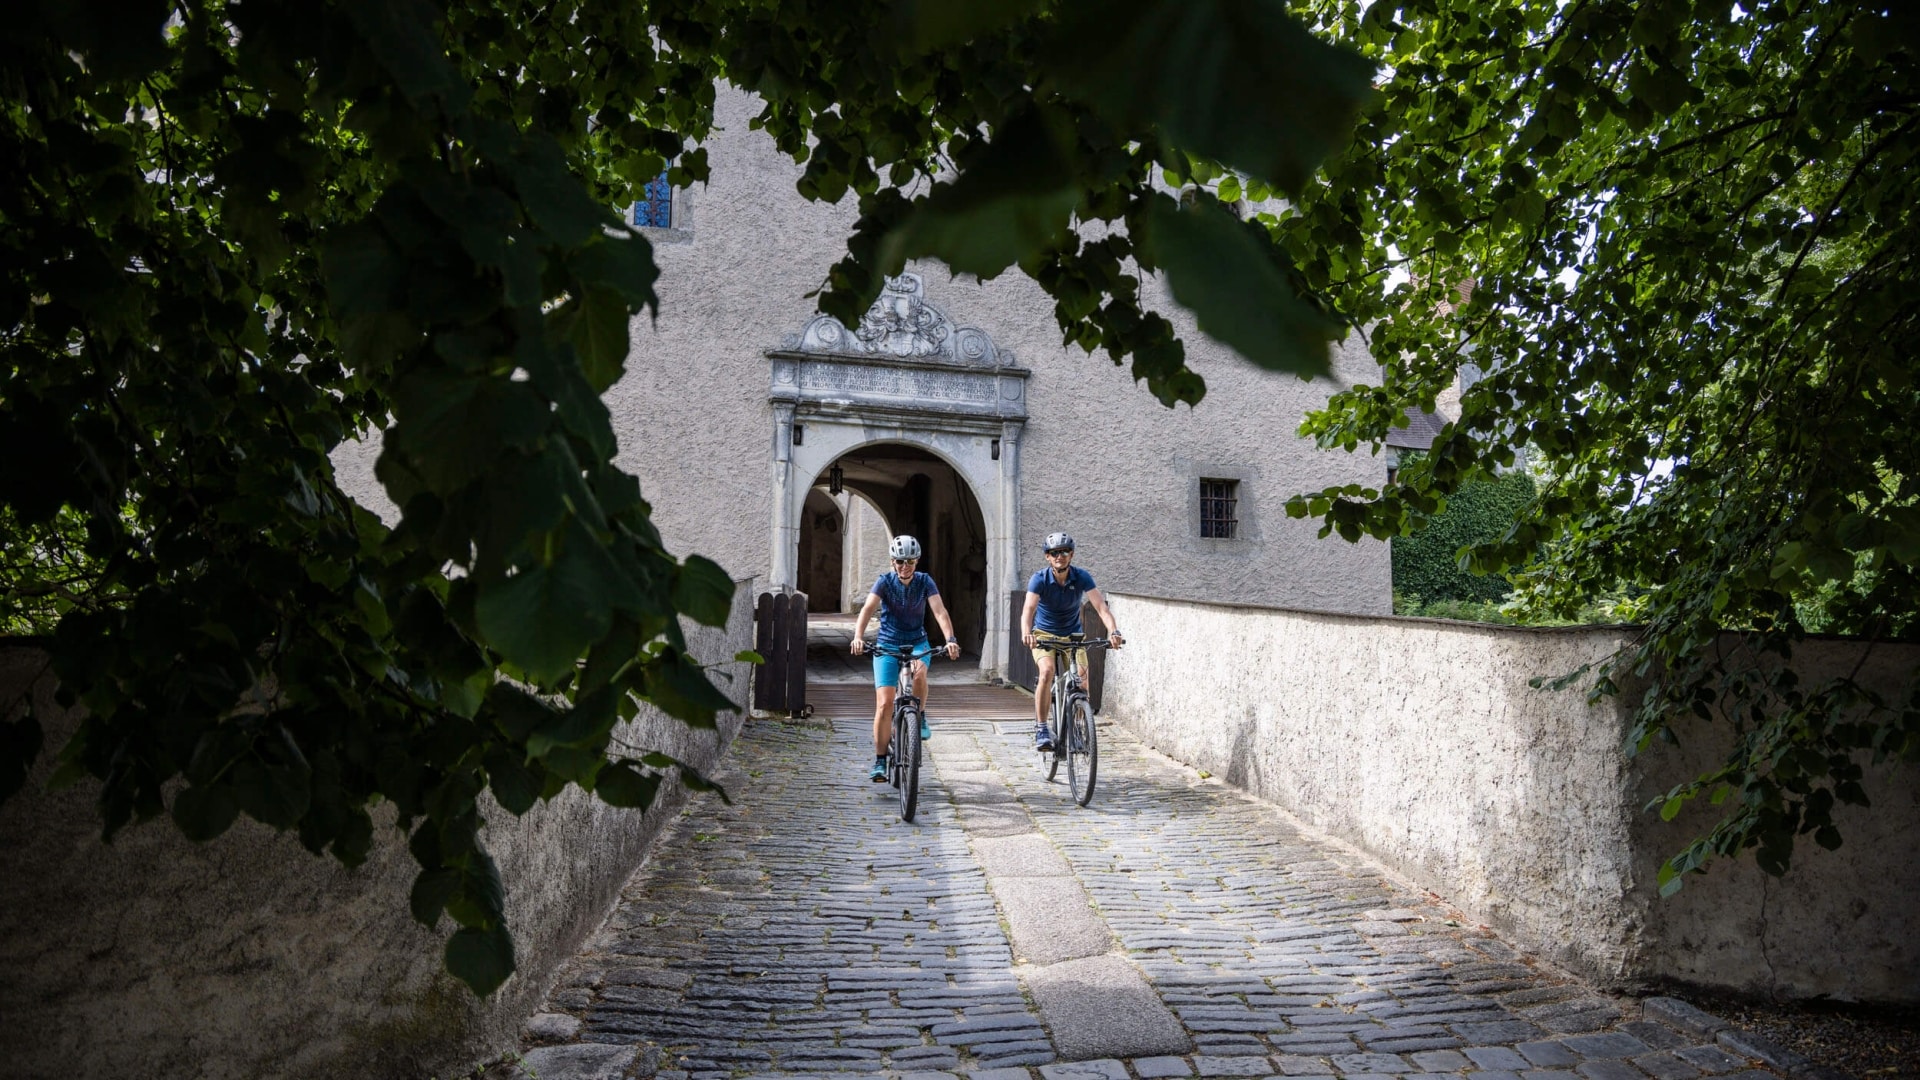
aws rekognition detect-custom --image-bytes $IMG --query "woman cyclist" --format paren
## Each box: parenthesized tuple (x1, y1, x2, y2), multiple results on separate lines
(850, 535, 963, 781)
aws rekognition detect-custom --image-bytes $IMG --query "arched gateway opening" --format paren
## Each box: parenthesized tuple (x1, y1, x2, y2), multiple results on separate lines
(799, 445, 990, 651)
(795, 488, 846, 613)
(767, 272, 1028, 676)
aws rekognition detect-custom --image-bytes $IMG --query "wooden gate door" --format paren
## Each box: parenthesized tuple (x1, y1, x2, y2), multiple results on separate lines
(1005, 589, 1038, 691)
(753, 591, 809, 716)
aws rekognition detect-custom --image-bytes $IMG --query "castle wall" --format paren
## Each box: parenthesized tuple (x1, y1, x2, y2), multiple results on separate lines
(612, 88, 1389, 625)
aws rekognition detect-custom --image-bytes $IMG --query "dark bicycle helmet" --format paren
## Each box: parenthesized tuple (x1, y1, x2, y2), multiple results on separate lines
(1042, 531, 1075, 553)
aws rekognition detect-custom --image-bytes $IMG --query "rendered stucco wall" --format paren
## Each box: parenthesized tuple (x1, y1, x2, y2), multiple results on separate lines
(0, 581, 755, 1080)
(1627, 636, 1920, 1002)
(605, 87, 1391, 618)
(1096, 592, 1920, 1003)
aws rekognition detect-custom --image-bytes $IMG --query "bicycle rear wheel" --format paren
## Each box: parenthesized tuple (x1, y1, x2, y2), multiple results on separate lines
(1064, 694, 1097, 806)
(899, 706, 923, 821)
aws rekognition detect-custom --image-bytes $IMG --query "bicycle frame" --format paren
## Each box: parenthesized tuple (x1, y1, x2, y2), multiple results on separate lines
(1049, 653, 1082, 746)
(1036, 636, 1107, 734)
(875, 643, 935, 822)
(887, 645, 932, 706)
(1033, 636, 1110, 805)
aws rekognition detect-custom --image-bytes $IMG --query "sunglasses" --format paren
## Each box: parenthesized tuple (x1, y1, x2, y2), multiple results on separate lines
(1045, 549, 1072, 556)
(892, 557, 917, 565)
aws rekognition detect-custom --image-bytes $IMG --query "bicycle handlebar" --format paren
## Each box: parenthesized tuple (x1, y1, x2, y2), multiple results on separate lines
(866, 643, 943, 661)
(1031, 637, 1118, 652)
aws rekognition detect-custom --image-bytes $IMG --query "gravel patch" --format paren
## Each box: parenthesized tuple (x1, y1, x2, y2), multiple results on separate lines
(1664, 993, 1920, 1079)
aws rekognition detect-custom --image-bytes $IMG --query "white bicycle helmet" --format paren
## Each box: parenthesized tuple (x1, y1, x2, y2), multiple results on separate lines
(889, 535, 922, 560)
(1043, 531, 1075, 553)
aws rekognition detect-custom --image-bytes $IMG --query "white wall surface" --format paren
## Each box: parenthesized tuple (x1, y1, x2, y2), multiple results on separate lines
(1096, 592, 1920, 1003)
(1627, 636, 1920, 1002)
(0, 582, 757, 1080)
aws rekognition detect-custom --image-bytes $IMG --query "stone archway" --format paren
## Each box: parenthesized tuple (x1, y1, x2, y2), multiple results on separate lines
(806, 443, 991, 652)
(767, 273, 1028, 676)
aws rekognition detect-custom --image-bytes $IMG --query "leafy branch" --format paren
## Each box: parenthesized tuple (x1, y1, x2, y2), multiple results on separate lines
(3, 0, 1379, 996)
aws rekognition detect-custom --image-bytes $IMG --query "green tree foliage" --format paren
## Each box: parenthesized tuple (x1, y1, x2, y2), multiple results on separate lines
(0, 0, 1370, 995)
(1392, 469, 1537, 607)
(1278, 0, 1920, 890)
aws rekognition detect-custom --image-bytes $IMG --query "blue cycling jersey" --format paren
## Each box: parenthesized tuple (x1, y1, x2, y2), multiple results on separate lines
(871, 571, 939, 647)
(1027, 566, 1097, 635)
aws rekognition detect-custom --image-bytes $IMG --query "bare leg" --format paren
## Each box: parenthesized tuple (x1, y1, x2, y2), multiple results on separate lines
(1033, 654, 1055, 728)
(873, 686, 896, 755)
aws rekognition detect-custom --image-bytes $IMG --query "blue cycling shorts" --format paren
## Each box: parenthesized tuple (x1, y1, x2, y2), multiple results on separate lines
(873, 640, 932, 689)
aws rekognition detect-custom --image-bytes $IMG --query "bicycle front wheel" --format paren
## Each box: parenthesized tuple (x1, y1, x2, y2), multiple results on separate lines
(890, 705, 906, 789)
(899, 707, 923, 821)
(1064, 694, 1097, 806)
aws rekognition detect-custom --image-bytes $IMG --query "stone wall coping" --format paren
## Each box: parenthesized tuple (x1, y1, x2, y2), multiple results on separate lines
(1113, 589, 1920, 647)
(1106, 589, 1641, 638)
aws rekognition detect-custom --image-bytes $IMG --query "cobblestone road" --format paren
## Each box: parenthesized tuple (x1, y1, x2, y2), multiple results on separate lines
(508, 714, 1786, 1080)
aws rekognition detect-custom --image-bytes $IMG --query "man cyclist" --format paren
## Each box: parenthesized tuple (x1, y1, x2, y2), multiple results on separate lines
(850, 535, 963, 782)
(1020, 532, 1123, 751)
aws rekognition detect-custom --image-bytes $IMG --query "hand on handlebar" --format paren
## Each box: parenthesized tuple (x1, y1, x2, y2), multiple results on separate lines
(945, 640, 961, 660)
(1109, 631, 1124, 650)
(1021, 630, 1035, 648)
(850, 637, 867, 655)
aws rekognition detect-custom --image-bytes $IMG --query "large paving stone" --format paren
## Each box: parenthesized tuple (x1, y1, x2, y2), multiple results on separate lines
(956, 802, 1035, 837)
(946, 770, 1016, 805)
(518, 1043, 637, 1080)
(974, 833, 1074, 878)
(1023, 955, 1192, 1061)
(525, 1012, 582, 1040)
(991, 876, 1114, 963)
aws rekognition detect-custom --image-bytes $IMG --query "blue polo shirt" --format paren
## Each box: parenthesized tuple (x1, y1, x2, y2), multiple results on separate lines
(1027, 566, 1097, 635)
(871, 571, 938, 648)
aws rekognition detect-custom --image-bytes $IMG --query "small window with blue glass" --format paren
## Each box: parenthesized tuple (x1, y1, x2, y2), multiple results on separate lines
(631, 171, 673, 229)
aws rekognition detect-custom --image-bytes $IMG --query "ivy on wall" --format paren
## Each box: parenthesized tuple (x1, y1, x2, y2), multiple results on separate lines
(1392, 470, 1538, 607)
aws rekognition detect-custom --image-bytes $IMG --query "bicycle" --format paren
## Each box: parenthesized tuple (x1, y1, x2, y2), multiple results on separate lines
(1033, 636, 1114, 806)
(874, 643, 937, 822)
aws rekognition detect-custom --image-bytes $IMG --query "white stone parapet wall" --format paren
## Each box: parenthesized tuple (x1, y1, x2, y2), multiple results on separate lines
(0, 578, 758, 1080)
(1097, 593, 1920, 1004)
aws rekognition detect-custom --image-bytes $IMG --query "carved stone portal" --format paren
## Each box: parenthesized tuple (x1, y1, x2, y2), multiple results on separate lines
(783, 273, 1014, 368)
(767, 271, 1027, 677)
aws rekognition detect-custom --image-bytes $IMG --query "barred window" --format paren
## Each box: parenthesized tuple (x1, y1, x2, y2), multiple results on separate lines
(631, 171, 673, 228)
(1200, 478, 1238, 539)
